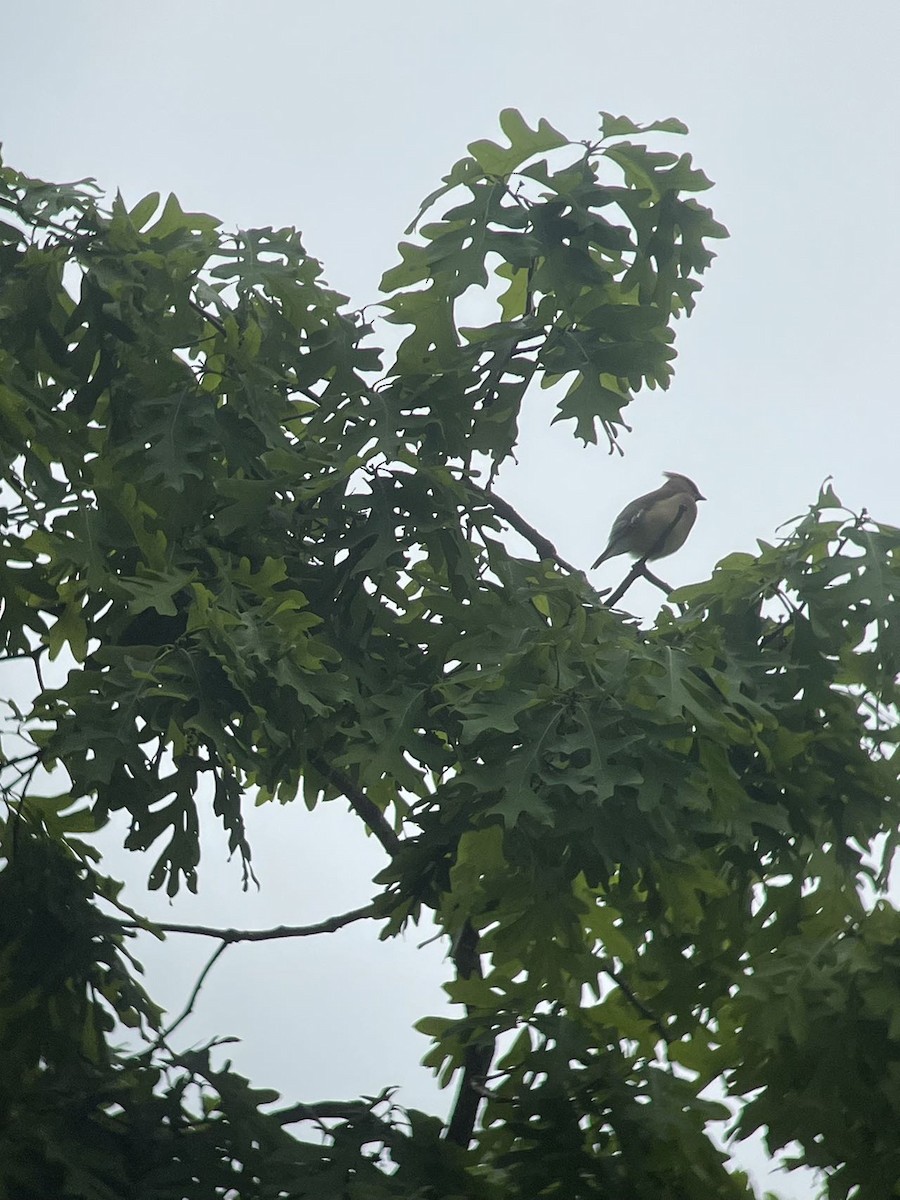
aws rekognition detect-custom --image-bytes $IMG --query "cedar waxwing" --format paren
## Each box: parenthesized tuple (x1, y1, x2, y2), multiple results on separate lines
(591, 473, 705, 570)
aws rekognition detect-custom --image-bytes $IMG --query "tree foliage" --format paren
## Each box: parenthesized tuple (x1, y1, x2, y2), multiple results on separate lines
(1, 110, 899, 1199)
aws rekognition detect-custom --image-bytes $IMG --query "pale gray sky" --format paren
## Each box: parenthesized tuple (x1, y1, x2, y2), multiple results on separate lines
(4, 4, 899, 1195)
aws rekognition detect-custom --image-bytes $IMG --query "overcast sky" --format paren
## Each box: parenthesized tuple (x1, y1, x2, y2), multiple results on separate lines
(4, 4, 900, 1196)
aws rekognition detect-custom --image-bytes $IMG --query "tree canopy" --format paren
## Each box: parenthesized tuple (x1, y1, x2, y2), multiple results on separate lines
(1, 110, 899, 1199)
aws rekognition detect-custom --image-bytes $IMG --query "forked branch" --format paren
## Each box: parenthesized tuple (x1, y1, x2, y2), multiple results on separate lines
(604, 502, 688, 608)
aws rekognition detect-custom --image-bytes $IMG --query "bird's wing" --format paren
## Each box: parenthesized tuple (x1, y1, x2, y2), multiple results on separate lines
(607, 491, 656, 546)
(591, 492, 657, 568)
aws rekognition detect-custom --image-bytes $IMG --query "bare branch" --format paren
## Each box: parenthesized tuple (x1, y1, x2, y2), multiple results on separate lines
(308, 754, 402, 856)
(0, 750, 41, 772)
(468, 480, 583, 578)
(275, 1098, 390, 1127)
(641, 565, 676, 594)
(187, 294, 227, 335)
(604, 503, 687, 608)
(123, 903, 377, 943)
(161, 941, 229, 1041)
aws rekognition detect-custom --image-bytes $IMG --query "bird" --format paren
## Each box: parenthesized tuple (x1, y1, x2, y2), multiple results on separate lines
(591, 473, 705, 570)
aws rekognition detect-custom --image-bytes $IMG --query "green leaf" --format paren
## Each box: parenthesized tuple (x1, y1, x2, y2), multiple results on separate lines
(128, 191, 161, 229)
(468, 108, 568, 175)
(143, 192, 220, 240)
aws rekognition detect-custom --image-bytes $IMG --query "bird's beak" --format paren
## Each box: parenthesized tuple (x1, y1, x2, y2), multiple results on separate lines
(697, 492, 707, 501)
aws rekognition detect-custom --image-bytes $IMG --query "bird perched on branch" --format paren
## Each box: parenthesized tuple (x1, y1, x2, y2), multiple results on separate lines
(591, 473, 705, 570)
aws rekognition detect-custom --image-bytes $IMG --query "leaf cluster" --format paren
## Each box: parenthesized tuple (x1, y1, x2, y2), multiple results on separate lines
(380, 108, 726, 459)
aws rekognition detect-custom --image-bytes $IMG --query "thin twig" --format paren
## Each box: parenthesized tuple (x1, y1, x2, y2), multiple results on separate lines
(32, 650, 46, 693)
(124, 903, 376, 943)
(186, 294, 325, 407)
(830, 506, 869, 561)
(598, 959, 673, 1046)
(0, 750, 41, 771)
(187, 294, 227, 335)
(161, 941, 229, 1041)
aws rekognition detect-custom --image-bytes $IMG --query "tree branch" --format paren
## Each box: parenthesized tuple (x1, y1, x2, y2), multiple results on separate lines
(187, 294, 227, 334)
(641, 565, 677, 594)
(467, 480, 583, 578)
(598, 959, 673, 1046)
(275, 1098, 393, 1128)
(161, 941, 229, 1041)
(445, 919, 495, 1148)
(122, 903, 376, 943)
(308, 754, 402, 856)
(604, 503, 687, 608)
